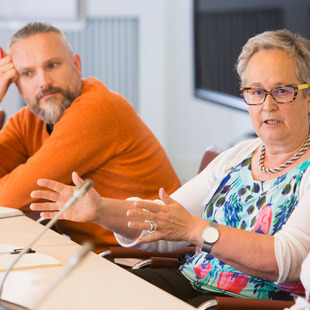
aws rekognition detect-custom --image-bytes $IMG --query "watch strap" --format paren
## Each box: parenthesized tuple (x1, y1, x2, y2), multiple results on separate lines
(201, 241, 213, 253)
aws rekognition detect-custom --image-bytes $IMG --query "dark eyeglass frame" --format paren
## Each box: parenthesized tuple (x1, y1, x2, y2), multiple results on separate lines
(239, 83, 310, 106)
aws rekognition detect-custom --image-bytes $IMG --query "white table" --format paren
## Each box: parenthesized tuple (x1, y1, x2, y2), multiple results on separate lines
(0, 215, 195, 310)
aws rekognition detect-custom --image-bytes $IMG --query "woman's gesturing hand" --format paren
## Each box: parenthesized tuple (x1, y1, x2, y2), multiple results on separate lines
(30, 171, 103, 223)
(127, 188, 203, 245)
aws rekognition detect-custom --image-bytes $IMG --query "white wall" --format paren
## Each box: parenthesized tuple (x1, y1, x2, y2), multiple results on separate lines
(87, 0, 253, 182)
(87, 0, 171, 145)
(0, 0, 254, 183)
(164, 0, 253, 181)
(0, 28, 22, 120)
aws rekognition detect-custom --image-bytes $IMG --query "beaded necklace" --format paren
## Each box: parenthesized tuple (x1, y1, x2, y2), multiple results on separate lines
(259, 132, 310, 174)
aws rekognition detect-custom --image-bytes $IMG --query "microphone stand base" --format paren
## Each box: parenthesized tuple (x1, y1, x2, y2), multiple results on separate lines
(0, 299, 29, 310)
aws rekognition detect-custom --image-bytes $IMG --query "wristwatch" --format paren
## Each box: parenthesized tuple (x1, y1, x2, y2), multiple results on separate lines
(201, 221, 219, 253)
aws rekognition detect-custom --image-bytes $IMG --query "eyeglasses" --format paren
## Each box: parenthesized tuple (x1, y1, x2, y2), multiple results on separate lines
(239, 84, 310, 105)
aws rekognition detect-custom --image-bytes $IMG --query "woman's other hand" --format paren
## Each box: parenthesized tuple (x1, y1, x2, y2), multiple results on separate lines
(127, 188, 204, 245)
(30, 171, 103, 223)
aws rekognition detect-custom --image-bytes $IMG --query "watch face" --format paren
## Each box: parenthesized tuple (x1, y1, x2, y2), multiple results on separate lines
(202, 227, 219, 243)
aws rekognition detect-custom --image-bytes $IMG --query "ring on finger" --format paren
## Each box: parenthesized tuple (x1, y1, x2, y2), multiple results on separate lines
(145, 220, 157, 234)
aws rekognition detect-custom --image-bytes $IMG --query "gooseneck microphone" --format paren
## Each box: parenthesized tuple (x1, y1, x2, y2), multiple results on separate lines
(0, 179, 93, 310)
(32, 242, 94, 310)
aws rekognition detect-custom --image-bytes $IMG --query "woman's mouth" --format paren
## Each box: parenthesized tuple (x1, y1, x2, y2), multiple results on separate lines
(264, 120, 280, 124)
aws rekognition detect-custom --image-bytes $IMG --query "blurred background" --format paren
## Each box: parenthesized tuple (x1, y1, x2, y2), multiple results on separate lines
(0, 0, 308, 183)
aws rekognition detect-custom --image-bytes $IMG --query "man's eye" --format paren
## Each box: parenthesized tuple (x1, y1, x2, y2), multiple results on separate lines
(48, 63, 57, 69)
(22, 71, 31, 77)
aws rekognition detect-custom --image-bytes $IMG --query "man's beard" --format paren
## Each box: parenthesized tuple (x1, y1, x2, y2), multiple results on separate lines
(28, 86, 80, 124)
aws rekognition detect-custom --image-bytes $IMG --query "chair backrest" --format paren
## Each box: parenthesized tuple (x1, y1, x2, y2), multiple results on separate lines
(0, 108, 6, 130)
(197, 296, 294, 310)
(198, 145, 226, 173)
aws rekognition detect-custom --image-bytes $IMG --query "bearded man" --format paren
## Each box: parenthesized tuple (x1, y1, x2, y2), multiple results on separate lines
(0, 22, 180, 252)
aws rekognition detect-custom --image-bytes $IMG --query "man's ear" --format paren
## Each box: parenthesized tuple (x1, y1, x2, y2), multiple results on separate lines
(72, 53, 82, 78)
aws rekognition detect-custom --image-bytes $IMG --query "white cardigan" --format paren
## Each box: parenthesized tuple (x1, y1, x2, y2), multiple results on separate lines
(115, 138, 310, 284)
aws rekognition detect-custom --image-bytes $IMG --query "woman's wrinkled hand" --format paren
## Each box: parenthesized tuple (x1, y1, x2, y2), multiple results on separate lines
(127, 188, 202, 244)
(30, 171, 103, 223)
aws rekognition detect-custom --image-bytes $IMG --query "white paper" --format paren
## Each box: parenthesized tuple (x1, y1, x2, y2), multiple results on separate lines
(0, 206, 23, 219)
(0, 244, 62, 271)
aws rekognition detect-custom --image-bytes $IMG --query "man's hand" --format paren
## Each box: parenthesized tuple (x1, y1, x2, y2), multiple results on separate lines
(0, 48, 18, 103)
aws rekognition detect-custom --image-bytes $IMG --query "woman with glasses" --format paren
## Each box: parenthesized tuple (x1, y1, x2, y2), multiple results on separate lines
(30, 29, 310, 306)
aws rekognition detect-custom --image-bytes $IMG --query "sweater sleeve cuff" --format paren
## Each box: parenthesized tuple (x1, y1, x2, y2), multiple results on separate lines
(114, 229, 149, 248)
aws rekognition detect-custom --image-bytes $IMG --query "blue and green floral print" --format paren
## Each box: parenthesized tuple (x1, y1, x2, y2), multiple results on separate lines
(181, 155, 310, 300)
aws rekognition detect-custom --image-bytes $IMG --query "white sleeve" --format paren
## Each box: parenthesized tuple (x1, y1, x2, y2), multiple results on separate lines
(115, 233, 190, 252)
(275, 189, 310, 284)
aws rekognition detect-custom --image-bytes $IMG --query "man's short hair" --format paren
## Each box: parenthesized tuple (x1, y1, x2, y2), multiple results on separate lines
(10, 22, 63, 48)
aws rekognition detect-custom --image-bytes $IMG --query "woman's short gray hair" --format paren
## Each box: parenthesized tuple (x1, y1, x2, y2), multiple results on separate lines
(236, 29, 310, 92)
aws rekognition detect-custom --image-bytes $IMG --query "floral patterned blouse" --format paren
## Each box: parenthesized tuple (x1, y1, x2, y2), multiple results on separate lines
(180, 154, 310, 300)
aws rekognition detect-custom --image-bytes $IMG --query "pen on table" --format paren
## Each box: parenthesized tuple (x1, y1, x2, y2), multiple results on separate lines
(0, 47, 4, 59)
(0, 248, 36, 255)
(11, 248, 36, 254)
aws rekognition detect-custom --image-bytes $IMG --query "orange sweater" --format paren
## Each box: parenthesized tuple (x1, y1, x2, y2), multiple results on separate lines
(0, 77, 180, 252)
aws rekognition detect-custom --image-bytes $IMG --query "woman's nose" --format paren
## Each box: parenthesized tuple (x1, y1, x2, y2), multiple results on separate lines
(263, 93, 278, 111)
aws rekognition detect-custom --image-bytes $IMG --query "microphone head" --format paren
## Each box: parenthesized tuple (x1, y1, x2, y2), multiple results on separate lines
(66, 242, 94, 270)
(32, 242, 94, 310)
(58, 242, 94, 281)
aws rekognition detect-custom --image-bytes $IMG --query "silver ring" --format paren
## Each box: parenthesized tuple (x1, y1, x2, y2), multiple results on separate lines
(145, 220, 157, 234)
